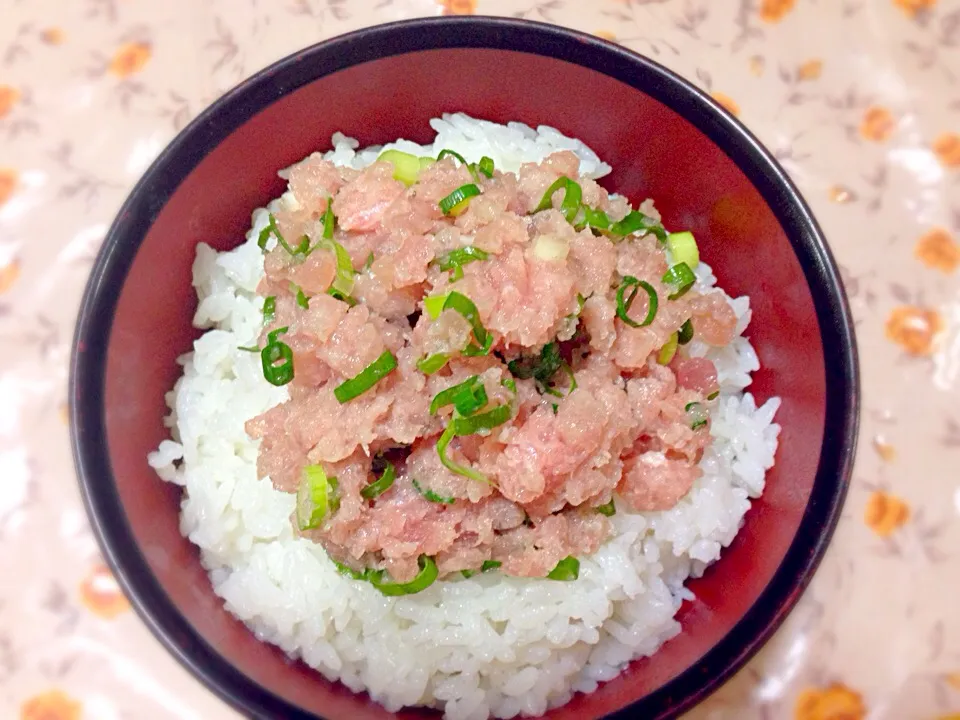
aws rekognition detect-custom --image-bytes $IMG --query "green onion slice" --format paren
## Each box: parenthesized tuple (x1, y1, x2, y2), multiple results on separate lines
(436, 246, 489, 281)
(662, 262, 696, 300)
(430, 375, 487, 416)
(547, 556, 580, 581)
(363, 252, 375, 271)
(616, 276, 658, 328)
(707, 390, 720, 401)
(596, 499, 616, 517)
(450, 404, 511, 435)
(417, 353, 449, 375)
(501, 377, 517, 394)
(686, 401, 710, 430)
(534, 177, 583, 224)
(678, 319, 695, 345)
(412, 478, 456, 504)
(333, 350, 398, 403)
(371, 555, 438, 596)
(437, 149, 469, 166)
(424, 293, 449, 320)
(261, 327, 294, 386)
(312, 235, 355, 297)
(437, 424, 487, 483)
(262, 295, 276, 324)
(322, 206, 335, 240)
(658, 332, 679, 365)
(238, 345, 260, 353)
(377, 149, 422, 186)
(443, 291, 490, 353)
(332, 559, 367, 580)
(508, 342, 562, 388)
(462, 559, 501, 579)
(297, 465, 336, 531)
(582, 205, 611, 230)
(667, 231, 700, 268)
(295, 286, 309, 309)
(439, 183, 481, 216)
(360, 461, 395, 500)
(609, 210, 667, 242)
(327, 287, 357, 306)
(258, 213, 309, 256)
(477, 156, 495, 178)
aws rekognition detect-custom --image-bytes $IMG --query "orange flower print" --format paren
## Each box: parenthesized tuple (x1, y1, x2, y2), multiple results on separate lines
(594, 30, 617, 42)
(859, 106, 896, 142)
(893, 0, 937, 18)
(795, 683, 866, 720)
(438, 0, 477, 14)
(0, 84, 21, 118)
(749, 55, 765, 77)
(936, 715, 960, 720)
(760, 0, 797, 23)
(932, 133, 960, 169)
(828, 185, 856, 203)
(0, 259, 20, 294)
(0, 168, 18, 207)
(20, 689, 82, 720)
(915, 227, 960, 273)
(41, 27, 65, 45)
(885, 305, 944, 355)
(864, 491, 910, 537)
(945, 672, 960, 690)
(872, 436, 896, 462)
(108, 42, 151, 78)
(798, 59, 823, 81)
(711, 92, 740, 117)
(79, 563, 129, 619)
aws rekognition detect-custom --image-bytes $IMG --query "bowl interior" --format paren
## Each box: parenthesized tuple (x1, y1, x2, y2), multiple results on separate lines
(74, 24, 854, 720)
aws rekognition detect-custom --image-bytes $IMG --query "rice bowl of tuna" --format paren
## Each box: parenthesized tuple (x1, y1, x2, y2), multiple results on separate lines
(145, 114, 781, 720)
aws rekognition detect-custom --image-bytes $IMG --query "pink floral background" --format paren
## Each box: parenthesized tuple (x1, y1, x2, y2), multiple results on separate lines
(1, 1, 958, 719)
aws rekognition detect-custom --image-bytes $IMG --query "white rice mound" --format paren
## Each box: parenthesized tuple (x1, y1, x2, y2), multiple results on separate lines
(148, 114, 781, 720)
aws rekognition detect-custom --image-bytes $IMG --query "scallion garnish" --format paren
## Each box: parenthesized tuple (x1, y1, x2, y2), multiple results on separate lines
(615, 276, 658, 328)
(424, 293, 449, 320)
(327, 287, 357, 306)
(596, 499, 616, 517)
(609, 210, 667, 242)
(437, 404, 512, 483)
(667, 231, 700, 268)
(263, 295, 277, 324)
(360, 461, 395, 500)
(412, 478, 456, 504)
(707, 390, 720, 401)
(685, 401, 709, 430)
(295, 286, 309, 309)
(462, 559, 501, 579)
(435, 246, 489, 281)
(430, 375, 487, 416)
(370, 555, 438, 596)
(439, 183, 481, 216)
(657, 332, 679, 365)
(437, 424, 487, 483)
(662, 262, 696, 300)
(376, 149, 422, 186)
(311, 211, 355, 297)
(508, 342, 563, 391)
(237, 345, 260, 353)
(332, 559, 367, 580)
(417, 353, 449, 375)
(581, 205, 611, 231)
(678, 319, 694, 345)
(296, 465, 337, 531)
(442, 291, 490, 354)
(477, 156, 495, 178)
(437, 149, 469, 166)
(322, 205, 335, 240)
(363, 252, 375, 271)
(501, 377, 517, 394)
(261, 327, 294, 386)
(534, 177, 582, 224)
(333, 350, 398, 403)
(547, 556, 580, 581)
(258, 213, 309, 256)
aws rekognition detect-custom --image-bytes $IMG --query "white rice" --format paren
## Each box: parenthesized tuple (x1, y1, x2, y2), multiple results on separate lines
(148, 114, 780, 720)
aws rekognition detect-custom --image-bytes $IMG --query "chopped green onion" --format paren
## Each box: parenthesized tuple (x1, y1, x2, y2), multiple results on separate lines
(430, 375, 487, 416)
(662, 262, 696, 300)
(477, 156, 495, 178)
(412, 478, 456, 504)
(424, 293, 449, 320)
(262, 295, 277, 324)
(501, 377, 517, 394)
(437, 424, 487, 483)
(450, 404, 511, 435)
(658, 332, 679, 365)
(360, 462, 395, 500)
(322, 206, 335, 240)
(420, 156, 436, 171)
(332, 559, 366, 580)
(437, 149, 469, 166)
(363, 252, 375, 271)
(443, 291, 490, 353)
(417, 353, 449, 375)
(461, 569, 477, 579)
(435, 246, 489, 281)
(508, 342, 562, 388)
(439, 183, 481, 216)
(534, 177, 582, 224)
(596, 499, 616, 517)
(295, 286, 309, 309)
(461, 334, 493, 356)
(261, 327, 294, 386)
(707, 390, 720, 400)
(377, 149, 422, 186)
(616, 276, 658, 328)
(577, 205, 611, 232)
(547, 556, 580, 581)
(462, 559, 501, 579)
(551, 403, 559, 414)
(678, 319, 695, 345)
(312, 233, 355, 297)
(686, 402, 710, 430)
(667, 231, 700, 268)
(296, 465, 336, 531)
(237, 345, 260, 352)
(609, 210, 667, 242)
(258, 213, 309, 256)
(333, 350, 398, 403)
(327, 287, 357, 306)
(370, 555, 438, 596)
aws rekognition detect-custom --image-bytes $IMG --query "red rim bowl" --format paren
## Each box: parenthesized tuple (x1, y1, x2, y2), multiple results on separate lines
(69, 16, 859, 720)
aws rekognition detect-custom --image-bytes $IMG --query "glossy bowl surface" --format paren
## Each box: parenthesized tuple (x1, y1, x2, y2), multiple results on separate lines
(70, 16, 859, 720)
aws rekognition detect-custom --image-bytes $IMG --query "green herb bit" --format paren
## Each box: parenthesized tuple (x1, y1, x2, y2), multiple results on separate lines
(616, 276, 658, 328)
(261, 327, 294, 386)
(263, 295, 277, 324)
(370, 555, 438, 596)
(294, 286, 309, 309)
(547, 556, 580, 581)
(296, 465, 337, 531)
(435, 246, 489, 281)
(417, 353, 450, 375)
(534, 177, 583, 224)
(360, 461, 395, 500)
(439, 183, 481, 216)
(608, 210, 667, 242)
(333, 350, 398, 404)
(258, 213, 309, 256)
(477, 156, 495, 178)
(412, 478, 456, 504)
(507, 342, 563, 390)
(596, 499, 616, 517)
(678, 319, 695, 345)
(662, 262, 696, 300)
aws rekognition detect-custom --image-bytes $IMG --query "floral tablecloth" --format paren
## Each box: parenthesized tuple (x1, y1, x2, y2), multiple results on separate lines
(2, 0, 958, 718)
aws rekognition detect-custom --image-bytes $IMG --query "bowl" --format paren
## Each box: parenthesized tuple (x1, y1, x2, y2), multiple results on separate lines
(69, 16, 859, 720)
